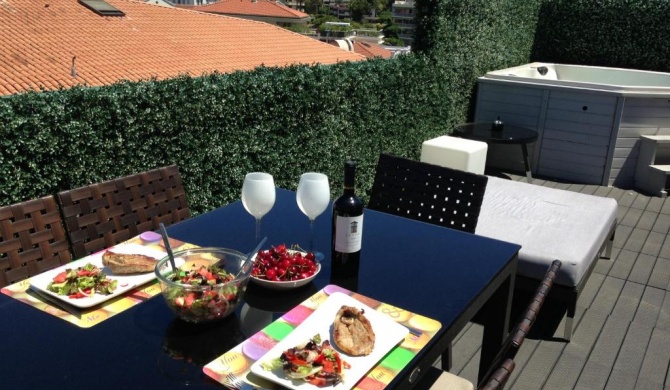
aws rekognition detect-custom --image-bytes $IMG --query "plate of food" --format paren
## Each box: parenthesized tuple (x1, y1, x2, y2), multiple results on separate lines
(29, 243, 167, 309)
(249, 292, 409, 389)
(250, 245, 320, 290)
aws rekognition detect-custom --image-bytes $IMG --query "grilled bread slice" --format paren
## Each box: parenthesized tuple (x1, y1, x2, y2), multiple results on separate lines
(102, 251, 157, 274)
(333, 305, 375, 356)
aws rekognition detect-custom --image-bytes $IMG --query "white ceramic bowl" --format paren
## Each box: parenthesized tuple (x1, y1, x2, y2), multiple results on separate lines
(250, 263, 320, 290)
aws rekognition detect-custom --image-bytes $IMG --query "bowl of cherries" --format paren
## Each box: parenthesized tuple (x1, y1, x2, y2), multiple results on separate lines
(250, 244, 320, 290)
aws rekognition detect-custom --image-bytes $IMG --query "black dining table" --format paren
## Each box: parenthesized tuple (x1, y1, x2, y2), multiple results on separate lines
(0, 188, 519, 390)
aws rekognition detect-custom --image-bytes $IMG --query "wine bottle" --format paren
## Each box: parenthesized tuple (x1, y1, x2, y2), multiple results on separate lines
(331, 160, 364, 291)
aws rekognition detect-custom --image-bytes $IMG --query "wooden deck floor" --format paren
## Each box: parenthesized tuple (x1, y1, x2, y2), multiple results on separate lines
(438, 173, 670, 390)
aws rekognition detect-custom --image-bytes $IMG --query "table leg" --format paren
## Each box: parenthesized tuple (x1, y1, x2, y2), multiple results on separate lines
(521, 143, 533, 183)
(477, 272, 515, 384)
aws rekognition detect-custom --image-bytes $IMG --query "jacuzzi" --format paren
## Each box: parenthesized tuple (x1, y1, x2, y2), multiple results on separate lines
(474, 62, 670, 187)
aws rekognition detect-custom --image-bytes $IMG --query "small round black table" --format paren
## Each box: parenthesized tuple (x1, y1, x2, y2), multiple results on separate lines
(452, 122, 538, 182)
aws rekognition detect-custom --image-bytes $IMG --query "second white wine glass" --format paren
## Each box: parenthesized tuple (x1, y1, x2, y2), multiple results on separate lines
(296, 172, 330, 259)
(241, 172, 276, 245)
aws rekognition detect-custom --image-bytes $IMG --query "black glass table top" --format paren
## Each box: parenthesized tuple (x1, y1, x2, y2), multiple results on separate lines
(0, 188, 520, 390)
(453, 122, 538, 144)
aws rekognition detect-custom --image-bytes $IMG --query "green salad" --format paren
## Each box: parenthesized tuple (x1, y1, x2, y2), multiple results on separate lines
(47, 263, 118, 299)
(163, 264, 240, 322)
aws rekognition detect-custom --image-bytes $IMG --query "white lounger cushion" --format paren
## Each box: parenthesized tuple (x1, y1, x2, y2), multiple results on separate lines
(475, 176, 617, 287)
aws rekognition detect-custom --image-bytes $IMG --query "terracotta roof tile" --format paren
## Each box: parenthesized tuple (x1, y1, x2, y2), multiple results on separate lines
(191, 0, 309, 19)
(353, 42, 393, 59)
(0, 0, 364, 95)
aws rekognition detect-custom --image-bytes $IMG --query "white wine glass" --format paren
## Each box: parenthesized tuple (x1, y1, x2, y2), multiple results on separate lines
(242, 172, 276, 245)
(296, 172, 330, 260)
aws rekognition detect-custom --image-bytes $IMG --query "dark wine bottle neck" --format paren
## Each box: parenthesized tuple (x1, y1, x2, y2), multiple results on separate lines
(342, 160, 357, 195)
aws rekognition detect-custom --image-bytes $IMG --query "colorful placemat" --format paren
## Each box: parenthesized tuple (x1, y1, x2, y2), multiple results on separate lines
(0, 236, 195, 328)
(203, 284, 442, 390)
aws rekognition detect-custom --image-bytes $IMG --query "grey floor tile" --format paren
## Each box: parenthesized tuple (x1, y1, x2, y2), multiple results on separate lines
(610, 190, 642, 208)
(578, 272, 607, 310)
(594, 186, 614, 198)
(645, 196, 665, 213)
(632, 194, 652, 210)
(450, 322, 482, 373)
(617, 206, 630, 226)
(621, 207, 643, 227)
(544, 350, 588, 390)
(611, 281, 645, 321)
(614, 225, 633, 250)
(658, 235, 670, 260)
(638, 210, 660, 231)
(635, 327, 670, 389)
(595, 253, 617, 276)
(544, 309, 609, 389)
(623, 228, 651, 253)
(641, 231, 665, 257)
(658, 292, 670, 331)
(582, 184, 601, 195)
(633, 286, 665, 327)
(651, 212, 670, 234)
(629, 253, 658, 284)
(592, 276, 625, 314)
(609, 249, 637, 280)
(509, 338, 564, 390)
(575, 315, 631, 390)
(606, 322, 654, 390)
(660, 198, 670, 215)
(648, 257, 670, 290)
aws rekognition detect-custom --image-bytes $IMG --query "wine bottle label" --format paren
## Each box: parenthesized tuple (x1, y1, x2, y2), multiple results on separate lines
(334, 215, 363, 253)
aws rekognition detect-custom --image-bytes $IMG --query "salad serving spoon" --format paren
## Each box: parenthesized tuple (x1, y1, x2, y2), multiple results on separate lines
(238, 236, 267, 279)
(159, 223, 177, 273)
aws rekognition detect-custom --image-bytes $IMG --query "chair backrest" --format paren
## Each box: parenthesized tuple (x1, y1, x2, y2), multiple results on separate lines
(510, 259, 562, 351)
(478, 260, 562, 388)
(58, 165, 191, 258)
(0, 196, 71, 287)
(479, 359, 515, 390)
(368, 153, 488, 233)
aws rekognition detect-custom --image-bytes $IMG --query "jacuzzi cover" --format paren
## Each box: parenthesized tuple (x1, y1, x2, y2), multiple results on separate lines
(475, 176, 618, 287)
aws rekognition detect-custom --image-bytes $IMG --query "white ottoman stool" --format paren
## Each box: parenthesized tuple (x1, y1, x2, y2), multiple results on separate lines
(421, 135, 488, 174)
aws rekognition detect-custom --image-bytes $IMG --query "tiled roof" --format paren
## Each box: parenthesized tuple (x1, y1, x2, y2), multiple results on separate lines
(191, 0, 309, 19)
(0, 0, 364, 96)
(353, 42, 393, 59)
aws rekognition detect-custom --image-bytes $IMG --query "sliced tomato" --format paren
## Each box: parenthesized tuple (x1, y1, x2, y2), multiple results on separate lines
(184, 292, 198, 307)
(308, 377, 327, 387)
(288, 357, 310, 367)
(334, 354, 343, 373)
(321, 360, 335, 373)
(77, 270, 91, 277)
(53, 272, 68, 284)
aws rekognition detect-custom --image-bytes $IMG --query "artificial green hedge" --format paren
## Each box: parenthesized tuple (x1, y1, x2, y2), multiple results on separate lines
(3, 0, 667, 214)
(0, 55, 466, 214)
(532, 0, 670, 72)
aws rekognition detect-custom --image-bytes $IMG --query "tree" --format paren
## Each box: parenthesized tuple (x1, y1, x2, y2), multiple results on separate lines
(304, 0, 327, 15)
(347, 0, 386, 22)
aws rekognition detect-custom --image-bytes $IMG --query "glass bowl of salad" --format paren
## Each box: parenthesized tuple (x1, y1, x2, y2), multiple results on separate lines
(155, 247, 251, 323)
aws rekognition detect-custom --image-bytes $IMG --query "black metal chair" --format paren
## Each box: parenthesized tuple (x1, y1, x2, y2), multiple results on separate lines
(368, 153, 488, 233)
(58, 165, 191, 258)
(0, 196, 71, 287)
